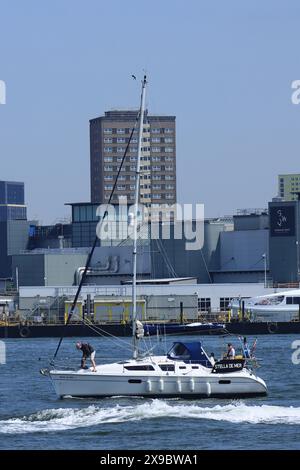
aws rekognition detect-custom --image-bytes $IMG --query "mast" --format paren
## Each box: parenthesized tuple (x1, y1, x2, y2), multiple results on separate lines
(132, 75, 147, 359)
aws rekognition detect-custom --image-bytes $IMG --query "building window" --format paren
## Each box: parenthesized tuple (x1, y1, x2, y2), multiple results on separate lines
(165, 147, 173, 153)
(164, 137, 173, 143)
(151, 137, 161, 143)
(130, 156, 136, 162)
(165, 184, 174, 190)
(130, 147, 138, 153)
(103, 128, 112, 134)
(165, 166, 173, 171)
(153, 175, 161, 180)
(152, 147, 161, 153)
(117, 185, 126, 191)
(165, 175, 174, 180)
(104, 157, 113, 162)
(198, 298, 211, 312)
(130, 185, 136, 190)
(130, 165, 136, 171)
(152, 166, 161, 171)
(104, 185, 113, 190)
(153, 184, 161, 190)
(152, 156, 161, 162)
(117, 147, 125, 153)
(104, 137, 112, 143)
(104, 147, 112, 153)
(152, 194, 161, 199)
(220, 298, 232, 311)
(117, 138, 125, 143)
(164, 128, 173, 134)
(104, 166, 113, 171)
(117, 128, 125, 134)
(104, 175, 113, 181)
(166, 193, 174, 199)
(152, 128, 161, 134)
(130, 175, 136, 180)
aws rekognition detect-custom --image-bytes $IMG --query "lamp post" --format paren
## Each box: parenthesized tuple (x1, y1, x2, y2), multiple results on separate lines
(262, 253, 267, 288)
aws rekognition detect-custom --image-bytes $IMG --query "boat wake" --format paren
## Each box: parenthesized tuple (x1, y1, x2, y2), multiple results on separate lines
(1, 400, 300, 434)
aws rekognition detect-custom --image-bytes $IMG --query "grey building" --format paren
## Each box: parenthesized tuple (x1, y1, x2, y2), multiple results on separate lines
(0, 220, 33, 278)
(269, 199, 300, 284)
(210, 212, 269, 284)
(0, 180, 27, 221)
(0, 181, 34, 279)
(90, 110, 176, 211)
(12, 249, 89, 287)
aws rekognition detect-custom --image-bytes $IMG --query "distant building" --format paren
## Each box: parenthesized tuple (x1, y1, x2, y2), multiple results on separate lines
(278, 174, 300, 201)
(269, 199, 300, 284)
(0, 180, 27, 221)
(90, 110, 176, 215)
(0, 181, 32, 279)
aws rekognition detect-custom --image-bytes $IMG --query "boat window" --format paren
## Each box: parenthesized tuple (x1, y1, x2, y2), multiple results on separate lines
(179, 366, 186, 369)
(168, 343, 190, 360)
(124, 365, 155, 371)
(255, 295, 284, 306)
(128, 379, 142, 384)
(159, 364, 175, 372)
(219, 380, 231, 385)
(286, 296, 300, 305)
(192, 366, 199, 369)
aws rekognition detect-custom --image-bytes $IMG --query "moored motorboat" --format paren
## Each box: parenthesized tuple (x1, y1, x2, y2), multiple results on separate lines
(144, 322, 226, 336)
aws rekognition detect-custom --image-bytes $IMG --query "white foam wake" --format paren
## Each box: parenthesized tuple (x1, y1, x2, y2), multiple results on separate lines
(1, 401, 300, 434)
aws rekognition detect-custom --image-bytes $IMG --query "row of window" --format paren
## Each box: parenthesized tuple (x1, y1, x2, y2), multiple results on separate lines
(103, 146, 174, 153)
(103, 165, 174, 172)
(103, 193, 175, 200)
(104, 183, 174, 190)
(103, 137, 173, 144)
(198, 298, 233, 312)
(103, 174, 175, 181)
(103, 127, 174, 134)
(103, 156, 174, 163)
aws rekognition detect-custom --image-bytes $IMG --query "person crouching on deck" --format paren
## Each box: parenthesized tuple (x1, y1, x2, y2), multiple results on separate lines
(76, 342, 97, 372)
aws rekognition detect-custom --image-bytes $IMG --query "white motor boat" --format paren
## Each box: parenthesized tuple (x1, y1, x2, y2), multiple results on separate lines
(230, 289, 300, 322)
(49, 341, 267, 398)
(46, 76, 267, 400)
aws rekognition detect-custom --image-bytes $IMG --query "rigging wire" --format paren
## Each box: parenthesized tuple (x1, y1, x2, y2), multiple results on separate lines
(51, 111, 141, 364)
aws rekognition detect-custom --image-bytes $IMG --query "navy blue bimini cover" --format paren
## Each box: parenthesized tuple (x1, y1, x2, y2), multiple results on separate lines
(167, 342, 212, 368)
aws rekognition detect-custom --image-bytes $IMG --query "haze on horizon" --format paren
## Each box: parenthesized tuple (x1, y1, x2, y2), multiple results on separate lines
(1, 0, 300, 224)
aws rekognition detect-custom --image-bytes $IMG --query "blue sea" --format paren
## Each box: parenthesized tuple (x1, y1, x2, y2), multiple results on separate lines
(0, 334, 300, 450)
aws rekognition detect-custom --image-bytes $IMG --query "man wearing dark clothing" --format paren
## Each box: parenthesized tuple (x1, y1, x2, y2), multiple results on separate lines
(76, 342, 97, 372)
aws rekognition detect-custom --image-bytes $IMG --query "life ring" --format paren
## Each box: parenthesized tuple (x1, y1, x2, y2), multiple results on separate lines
(267, 322, 278, 334)
(19, 326, 30, 338)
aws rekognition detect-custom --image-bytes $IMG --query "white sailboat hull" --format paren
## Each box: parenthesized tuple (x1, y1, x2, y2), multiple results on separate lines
(49, 359, 267, 399)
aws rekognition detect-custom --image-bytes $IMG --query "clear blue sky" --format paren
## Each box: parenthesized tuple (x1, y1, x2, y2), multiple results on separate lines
(1, 0, 300, 223)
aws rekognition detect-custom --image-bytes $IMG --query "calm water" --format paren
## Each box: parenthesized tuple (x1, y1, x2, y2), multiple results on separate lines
(0, 334, 300, 450)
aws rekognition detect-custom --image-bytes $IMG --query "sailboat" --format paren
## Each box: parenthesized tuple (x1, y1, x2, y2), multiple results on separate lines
(47, 76, 267, 399)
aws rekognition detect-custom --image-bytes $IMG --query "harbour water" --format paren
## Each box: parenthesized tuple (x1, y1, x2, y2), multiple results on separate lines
(0, 334, 300, 450)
